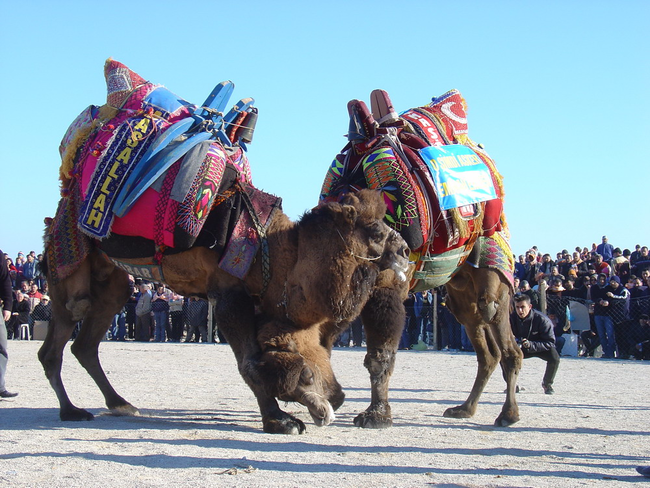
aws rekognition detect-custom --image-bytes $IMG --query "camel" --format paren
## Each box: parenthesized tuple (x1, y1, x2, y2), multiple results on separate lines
(39, 60, 410, 434)
(40, 188, 409, 434)
(319, 89, 524, 428)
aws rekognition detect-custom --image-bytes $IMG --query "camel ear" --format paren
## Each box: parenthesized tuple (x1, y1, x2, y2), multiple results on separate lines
(261, 334, 299, 354)
(334, 204, 358, 228)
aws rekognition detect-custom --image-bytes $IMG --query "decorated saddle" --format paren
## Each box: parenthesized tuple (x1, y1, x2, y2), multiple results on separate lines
(48, 59, 277, 284)
(320, 89, 513, 291)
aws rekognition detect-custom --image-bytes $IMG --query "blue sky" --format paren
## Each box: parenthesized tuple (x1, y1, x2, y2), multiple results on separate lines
(1, 0, 648, 263)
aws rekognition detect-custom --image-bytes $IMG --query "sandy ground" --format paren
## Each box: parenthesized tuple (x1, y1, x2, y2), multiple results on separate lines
(0, 340, 648, 488)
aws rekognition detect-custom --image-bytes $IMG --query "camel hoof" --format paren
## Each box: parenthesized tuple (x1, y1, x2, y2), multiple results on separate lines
(494, 412, 520, 427)
(443, 406, 473, 419)
(60, 407, 94, 421)
(109, 404, 139, 416)
(263, 413, 306, 435)
(353, 409, 393, 429)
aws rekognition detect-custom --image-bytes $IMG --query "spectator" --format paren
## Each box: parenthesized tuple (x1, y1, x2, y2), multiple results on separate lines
(593, 254, 612, 277)
(519, 280, 541, 311)
(110, 306, 127, 341)
(510, 294, 560, 394)
(514, 255, 526, 281)
(8, 291, 30, 339)
(134, 283, 153, 342)
(539, 254, 554, 280)
(29, 294, 51, 338)
(570, 251, 590, 278)
(185, 297, 208, 343)
(151, 284, 170, 343)
(592, 275, 626, 358)
(596, 236, 614, 263)
(629, 315, 650, 360)
(0, 248, 18, 398)
(630, 244, 642, 266)
(168, 293, 185, 342)
(632, 246, 650, 276)
(611, 248, 630, 284)
(523, 253, 540, 285)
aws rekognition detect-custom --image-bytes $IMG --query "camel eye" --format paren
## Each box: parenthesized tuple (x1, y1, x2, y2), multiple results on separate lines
(368, 223, 386, 242)
(300, 366, 314, 386)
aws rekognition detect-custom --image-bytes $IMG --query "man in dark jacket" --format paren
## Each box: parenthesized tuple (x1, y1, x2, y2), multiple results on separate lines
(0, 249, 18, 398)
(510, 294, 560, 394)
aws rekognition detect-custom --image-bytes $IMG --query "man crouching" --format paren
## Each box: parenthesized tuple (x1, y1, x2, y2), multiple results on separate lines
(510, 294, 560, 394)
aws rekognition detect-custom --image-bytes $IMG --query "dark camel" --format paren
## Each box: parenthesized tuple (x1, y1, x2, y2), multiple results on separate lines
(40, 188, 410, 434)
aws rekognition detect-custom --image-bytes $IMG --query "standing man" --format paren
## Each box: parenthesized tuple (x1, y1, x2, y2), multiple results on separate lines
(0, 249, 18, 398)
(510, 294, 560, 394)
(134, 283, 153, 342)
(596, 236, 614, 264)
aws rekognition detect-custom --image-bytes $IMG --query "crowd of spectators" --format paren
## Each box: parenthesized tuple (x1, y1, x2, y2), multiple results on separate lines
(4, 237, 650, 359)
(512, 236, 650, 360)
(2, 250, 218, 343)
(397, 236, 650, 361)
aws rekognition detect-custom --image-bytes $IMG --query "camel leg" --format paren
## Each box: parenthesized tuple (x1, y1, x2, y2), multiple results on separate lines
(212, 288, 306, 435)
(443, 264, 521, 425)
(354, 284, 406, 428)
(38, 259, 94, 421)
(442, 322, 500, 419)
(70, 266, 136, 416)
(495, 328, 522, 426)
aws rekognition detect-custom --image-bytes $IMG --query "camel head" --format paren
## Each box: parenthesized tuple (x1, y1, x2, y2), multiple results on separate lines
(256, 319, 344, 427)
(283, 189, 410, 326)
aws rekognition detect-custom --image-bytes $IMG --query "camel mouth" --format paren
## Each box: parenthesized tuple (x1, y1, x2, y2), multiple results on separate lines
(301, 391, 336, 427)
(391, 258, 410, 282)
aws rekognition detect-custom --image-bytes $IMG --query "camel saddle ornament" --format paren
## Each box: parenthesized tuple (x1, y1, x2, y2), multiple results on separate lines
(48, 59, 275, 284)
(320, 89, 513, 291)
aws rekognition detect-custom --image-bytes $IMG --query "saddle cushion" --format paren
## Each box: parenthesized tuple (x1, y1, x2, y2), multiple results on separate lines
(359, 146, 429, 250)
(62, 59, 253, 251)
(321, 89, 510, 291)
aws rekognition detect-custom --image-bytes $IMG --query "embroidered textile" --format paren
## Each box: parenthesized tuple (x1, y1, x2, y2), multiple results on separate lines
(219, 186, 282, 280)
(45, 179, 92, 284)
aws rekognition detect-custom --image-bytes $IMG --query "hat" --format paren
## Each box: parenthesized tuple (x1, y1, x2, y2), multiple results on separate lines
(609, 276, 621, 285)
(41, 295, 50, 300)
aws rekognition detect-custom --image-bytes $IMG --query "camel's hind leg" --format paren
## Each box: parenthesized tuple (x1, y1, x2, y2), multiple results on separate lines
(38, 258, 94, 420)
(70, 258, 136, 416)
(443, 264, 522, 426)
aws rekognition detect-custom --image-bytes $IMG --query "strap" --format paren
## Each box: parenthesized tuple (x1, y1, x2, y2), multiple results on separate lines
(240, 186, 271, 297)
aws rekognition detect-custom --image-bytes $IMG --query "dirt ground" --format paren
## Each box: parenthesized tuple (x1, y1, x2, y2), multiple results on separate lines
(1, 340, 648, 487)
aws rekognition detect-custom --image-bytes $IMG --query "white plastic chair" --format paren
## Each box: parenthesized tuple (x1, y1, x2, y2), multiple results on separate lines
(19, 323, 30, 340)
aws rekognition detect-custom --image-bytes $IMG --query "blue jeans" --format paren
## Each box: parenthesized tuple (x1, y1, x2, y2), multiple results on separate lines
(111, 312, 126, 341)
(153, 311, 168, 342)
(594, 315, 616, 358)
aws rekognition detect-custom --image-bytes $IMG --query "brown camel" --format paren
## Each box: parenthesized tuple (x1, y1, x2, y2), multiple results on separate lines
(319, 89, 524, 428)
(41, 185, 410, 435)
(40, 60, 410, 435)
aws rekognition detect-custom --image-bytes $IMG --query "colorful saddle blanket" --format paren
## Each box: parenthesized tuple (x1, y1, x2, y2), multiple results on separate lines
(59, 59, 255, 249)
(48, 59, 270, 284)
(320, 89, 513, 291)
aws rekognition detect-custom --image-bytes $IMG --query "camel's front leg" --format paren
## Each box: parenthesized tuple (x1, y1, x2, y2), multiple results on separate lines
(71, 266, 136, 416)
(213, 289, 306, 434)
(355, 284, 406, 428)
